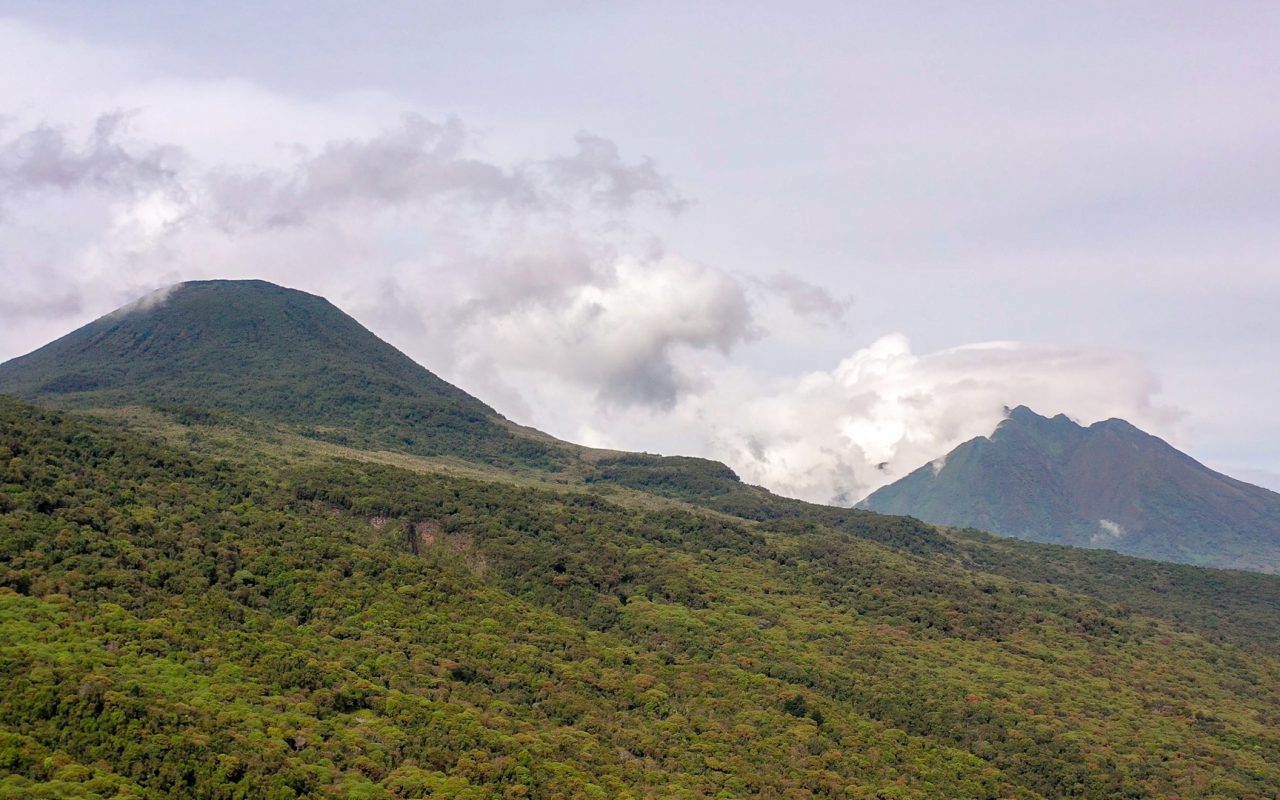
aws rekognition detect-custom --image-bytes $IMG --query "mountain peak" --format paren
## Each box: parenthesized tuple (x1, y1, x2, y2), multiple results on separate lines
(864, 408, 1280, 572)
(1002, 405, 1076, 424)
(0, 279, 566, 468)
(993, 405, 1081, 442)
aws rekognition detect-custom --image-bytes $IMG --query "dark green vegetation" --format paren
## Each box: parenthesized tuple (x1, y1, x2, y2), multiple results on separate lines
(862, 406, 1280, 573)
(4, 281, 1280, 798)
(5, 399, 1280, 799)
(0, 280, 566, 470)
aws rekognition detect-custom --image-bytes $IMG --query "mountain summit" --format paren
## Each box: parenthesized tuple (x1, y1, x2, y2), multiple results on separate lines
(0, 280, 563, 467)
(860, 405, 1280, 572)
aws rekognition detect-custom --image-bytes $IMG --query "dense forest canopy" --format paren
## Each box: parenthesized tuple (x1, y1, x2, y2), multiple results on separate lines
(3, 397, 1280, 799)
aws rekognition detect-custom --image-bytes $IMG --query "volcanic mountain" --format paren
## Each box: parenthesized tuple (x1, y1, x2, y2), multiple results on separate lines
(861, 405, 1280, 572)
(0, 280, 567, 468)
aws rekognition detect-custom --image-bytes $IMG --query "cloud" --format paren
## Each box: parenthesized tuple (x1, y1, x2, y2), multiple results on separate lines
(105, 282, 182, 319)
(1092, 519, 1127, 545)
(205, 114, 536, 230)
(757, 272, 851, 326)
(711, 335, 1180, 503)
(471, 255, 755, 409)
(0, 112, 180, 197)
(0, 19, 1188, 509)
(0, 102, 762, 415)
(561, 334, 1179, 506)
(201, 116, 686, 233)
(537, 132, 688, 214)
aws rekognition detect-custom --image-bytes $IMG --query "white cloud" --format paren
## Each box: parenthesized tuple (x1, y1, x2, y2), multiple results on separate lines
(0, 17, 1185, 509)
(1092, 519, 1127, 545)
(472, 254, 754, 408)
(551, 334, 1178, 506)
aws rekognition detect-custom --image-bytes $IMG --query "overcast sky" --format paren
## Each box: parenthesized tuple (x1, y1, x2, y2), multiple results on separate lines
(3, 2, 1278, 502)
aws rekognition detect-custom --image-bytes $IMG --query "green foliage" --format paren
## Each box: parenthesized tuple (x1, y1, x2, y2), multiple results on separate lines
(585, 454, 743, 500)
(584, 453, 954, 556)
(950, 526, 1280, 651)
(3, 397, 1280, 798)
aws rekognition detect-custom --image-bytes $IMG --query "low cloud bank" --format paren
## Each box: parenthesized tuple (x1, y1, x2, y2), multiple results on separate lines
(0, 21, 1178, 505)
(554, 334, 1179, 504)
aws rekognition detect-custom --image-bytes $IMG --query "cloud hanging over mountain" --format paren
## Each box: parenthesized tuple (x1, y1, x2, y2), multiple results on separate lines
(0, 16, 1182, 506)
(697, 335, 1180, 503)
(0, 102, 773, 419)
(535, 333, 1179, 504)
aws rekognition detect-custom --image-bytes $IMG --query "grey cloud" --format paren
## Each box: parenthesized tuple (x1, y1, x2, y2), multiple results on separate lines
(589, 267, 756, 409)
(759, 273, 851, 325)
(0, 112, 180, 195)
(597, 351, 687, 409)
(538, 132, 688, 214)
(449, 243, 602, 326)
(208, 114, 536, 229)
(458, 254, 757, 411)
(610, 330, 753, 410)
(0, 105, 752, 419)
(0, 285, 84, 320)
(205, 117, 686, 231)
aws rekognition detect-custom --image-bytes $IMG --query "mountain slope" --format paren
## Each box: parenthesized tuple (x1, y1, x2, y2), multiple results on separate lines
(5, 284, 1280, 796)
(5, 397, 1280, 799)
(0, 280, 565, 468)
(862, 405, 1280, 572)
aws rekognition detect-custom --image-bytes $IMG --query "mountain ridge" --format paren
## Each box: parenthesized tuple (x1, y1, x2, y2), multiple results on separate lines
(8, 283, 1280, 574)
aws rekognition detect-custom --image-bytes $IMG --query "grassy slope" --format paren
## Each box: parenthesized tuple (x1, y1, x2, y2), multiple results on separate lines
(3, 399, 1280, 799)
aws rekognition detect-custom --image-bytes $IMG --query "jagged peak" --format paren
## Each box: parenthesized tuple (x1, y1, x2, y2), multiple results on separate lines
(995, 405, 1081, 437)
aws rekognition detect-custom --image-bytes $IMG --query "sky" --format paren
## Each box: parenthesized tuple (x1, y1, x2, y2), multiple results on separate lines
(2, 2, 1279, 502)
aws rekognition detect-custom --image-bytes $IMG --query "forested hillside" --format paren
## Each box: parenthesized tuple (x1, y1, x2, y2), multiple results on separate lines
(4, 398, 1280, 799)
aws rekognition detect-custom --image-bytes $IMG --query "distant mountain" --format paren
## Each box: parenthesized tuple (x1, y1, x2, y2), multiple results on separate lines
(861, 405, 1280, 572)
(0, 280, 566, 468)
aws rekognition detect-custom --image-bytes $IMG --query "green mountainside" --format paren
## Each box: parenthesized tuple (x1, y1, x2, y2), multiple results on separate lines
(861, 406, 1280, 573)
(6, 399, 1280, 799)
(0, 280, 566, 470)
(3, 282, 1280, 798)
